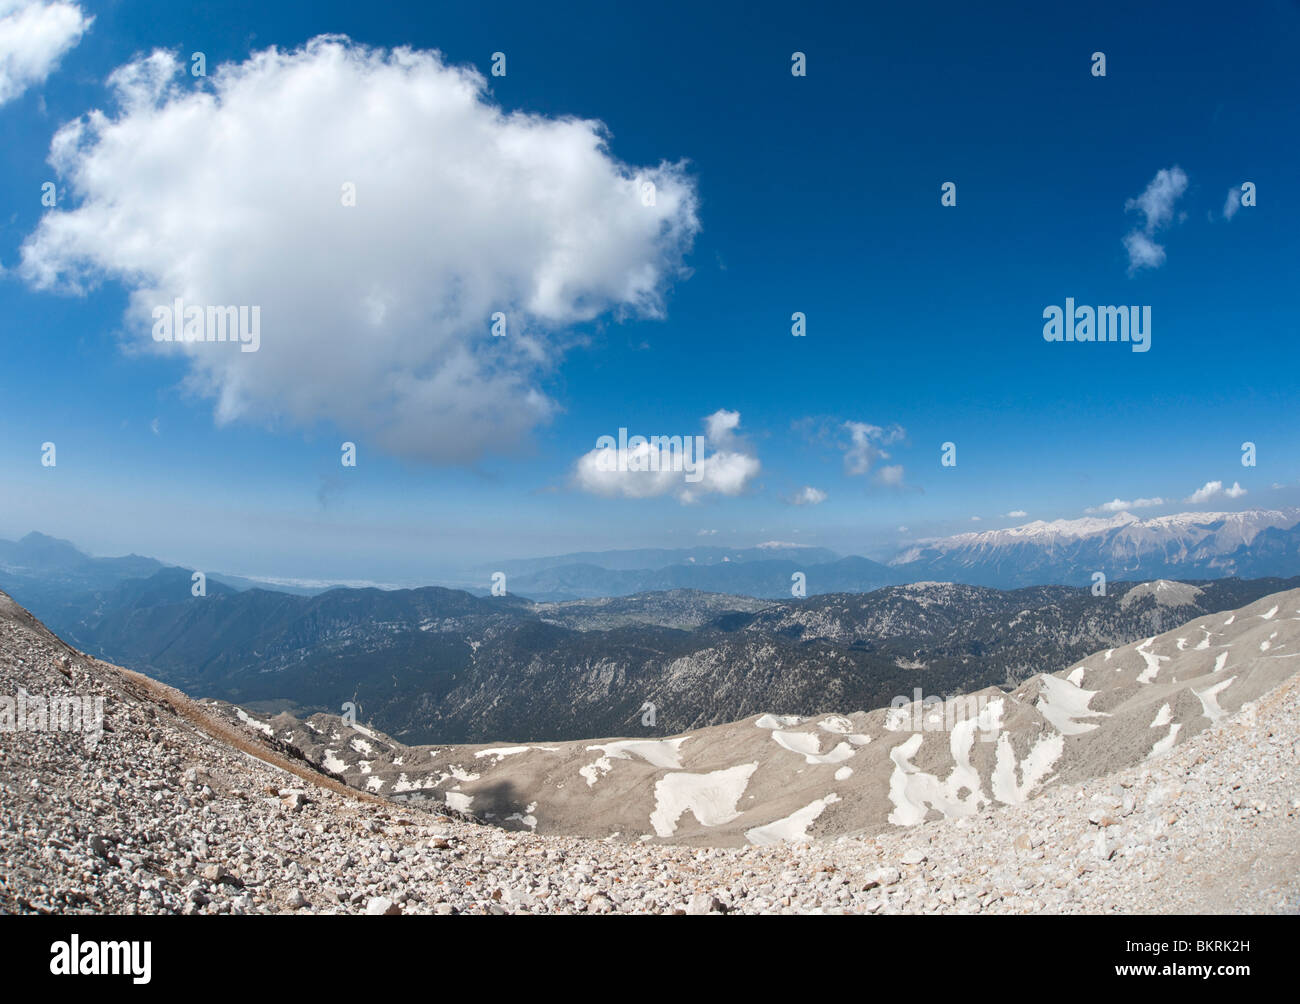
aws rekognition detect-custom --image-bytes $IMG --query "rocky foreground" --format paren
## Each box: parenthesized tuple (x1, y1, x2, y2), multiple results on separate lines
(2, 587, 1298, 914)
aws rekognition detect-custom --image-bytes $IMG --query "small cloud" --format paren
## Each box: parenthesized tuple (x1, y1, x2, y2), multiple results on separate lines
(970, 515, 982, 522)
(1122, 230, 1166, 272)
(704, 408, 742, 450)
(572, 409, 760, 503)
(1185, 481, 1223, 504)
(875, 464, 904, 487)
(789, 485, 827, 506)
(149, 417, 161, 435)
(1085, 496, 1165, 514)
(756, 540, 797, 549)
(842, 421, 905, 477)
(697, 528, 717, 535)
(1123, 166, 1188, 274)
(1003, 510, 1027, 518)
(1223, 187, 1241, 221)
(1224, 481, 1247, 499)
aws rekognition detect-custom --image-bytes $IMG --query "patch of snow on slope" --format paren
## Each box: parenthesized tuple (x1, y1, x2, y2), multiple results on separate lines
(990, 731, 1063, 804)
(234, 708, 273, 737)
(504, 802, 538, 831)
(1149, 723, 1181, 757)
(1193, 676, 1237, 724)
(755, 714, 803, 729)
(580, 738, 691, 787)
(1135, 639, 1170, 684)
(771, 730, 855, 765)
(649, 763, 758, 837)
(885, 700, 1005, 825)
(1036, 674, 1110, 735)
(474, 745, 561, 763)
(745, 794, 841, 846)
(444, 791, 473, 813)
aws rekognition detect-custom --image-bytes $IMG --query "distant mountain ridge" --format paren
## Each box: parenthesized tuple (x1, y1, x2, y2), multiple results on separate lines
(6, 508, 1299, 603)
(890, 508, 1300, 589)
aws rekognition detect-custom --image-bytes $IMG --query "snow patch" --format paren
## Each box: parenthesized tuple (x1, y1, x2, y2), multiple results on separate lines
(649, 763, 758, 837)
(745, 794, 841, 846)
(1036, 674, 1109, 735)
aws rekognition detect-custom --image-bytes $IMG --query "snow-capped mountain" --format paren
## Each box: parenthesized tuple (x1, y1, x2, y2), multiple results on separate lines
(891, 508, 1300, 588)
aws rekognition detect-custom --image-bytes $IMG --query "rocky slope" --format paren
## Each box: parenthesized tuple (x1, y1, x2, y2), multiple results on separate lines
(2, 587, 1297, 914)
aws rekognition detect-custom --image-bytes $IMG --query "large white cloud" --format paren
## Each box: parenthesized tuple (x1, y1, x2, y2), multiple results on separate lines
(0, 0, 90, 106)
(21, 36, 700, 463)
(571, 409, 760, 503)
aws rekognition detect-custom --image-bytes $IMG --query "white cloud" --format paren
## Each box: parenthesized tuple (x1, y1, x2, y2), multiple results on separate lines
(1122, 166, 1188, 273)
(1222, 187, 1241, 221)
(704, 409, 741, 449)
(1183, 480, 1245, 503)
(1003, 510, 1028, 518)
(842, 421, 904, 478)
(875, 464, 904, 486)
(0, 0, 91, 106)
(789, 485, 826, 506)
(1185, 481, 1223, 504)
(1121, 230, 1166, 272)
(21, 37, 700, 464)
(970, 515, 982, 522)
(1085, 496, 1165, 514)
(572, 409, 759, 503)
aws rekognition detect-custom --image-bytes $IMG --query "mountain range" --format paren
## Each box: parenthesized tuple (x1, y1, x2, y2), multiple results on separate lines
(10, 558, 1294, 745)
(219, 586, 1300, 845)
(474, 508, 1300, 598)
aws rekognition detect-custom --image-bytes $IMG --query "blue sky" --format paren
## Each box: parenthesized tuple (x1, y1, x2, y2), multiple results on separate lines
(1, 0, 1297, 584)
